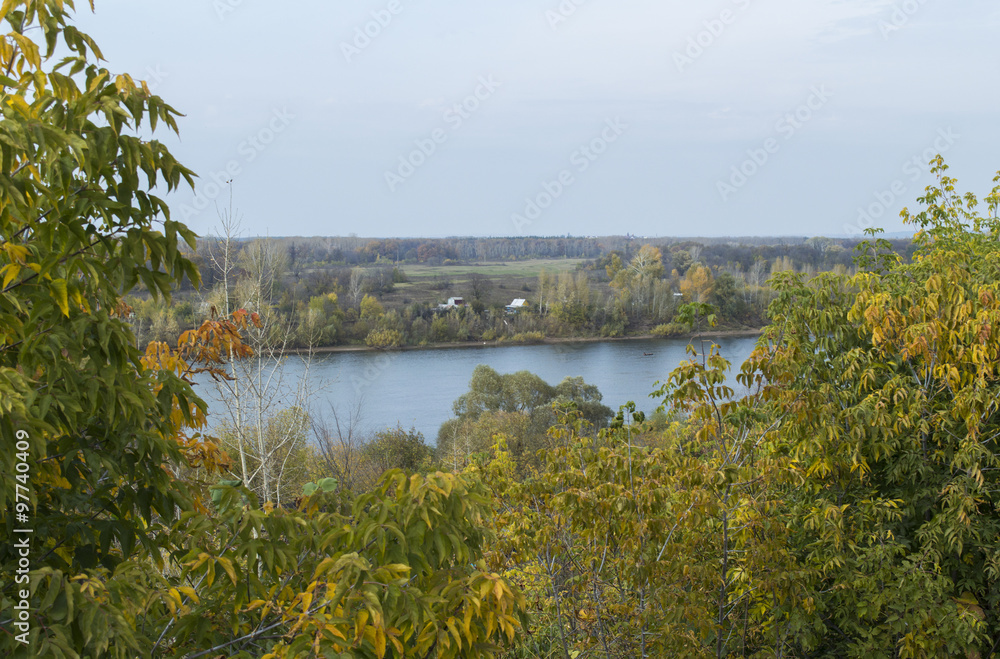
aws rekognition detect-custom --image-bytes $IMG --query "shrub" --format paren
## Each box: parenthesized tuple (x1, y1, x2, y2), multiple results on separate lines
(652, 322, 689, 337)
(365, 328, 404, 348)
(509, 331, 545, 344)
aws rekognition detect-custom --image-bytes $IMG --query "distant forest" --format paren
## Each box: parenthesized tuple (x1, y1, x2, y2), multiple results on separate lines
(183, 234, 916, 289)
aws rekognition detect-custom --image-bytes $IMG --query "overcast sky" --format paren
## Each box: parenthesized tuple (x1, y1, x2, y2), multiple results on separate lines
(76, 1, 999, 239)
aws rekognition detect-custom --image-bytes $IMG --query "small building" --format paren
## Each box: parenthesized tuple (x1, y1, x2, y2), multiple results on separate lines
(505, 298, 527, 313)
(437, 297, 466, 311)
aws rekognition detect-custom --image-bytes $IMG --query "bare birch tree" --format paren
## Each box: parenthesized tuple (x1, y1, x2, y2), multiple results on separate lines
(204, 192, 319, 507)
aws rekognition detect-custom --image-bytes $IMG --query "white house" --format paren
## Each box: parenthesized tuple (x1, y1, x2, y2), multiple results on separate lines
(505, 298, 527, 313)
(437, 297, 466, 311)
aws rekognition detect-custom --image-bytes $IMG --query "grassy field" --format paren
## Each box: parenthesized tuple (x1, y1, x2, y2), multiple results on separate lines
(401, 258, 587, 280)
(380, 258, 591, 309)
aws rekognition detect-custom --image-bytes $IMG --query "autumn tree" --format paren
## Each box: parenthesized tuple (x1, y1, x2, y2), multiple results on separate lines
(752, 160, 1000, 655)
(363, 425, 433, 474)
(296, 291, 343, 346)
(680, 263, 714, 304)
(0, 5, 527, 657)
(608, 244, 668, 319)
(549, 271, 592, 330)
(0, 1, 199, 654)
(488, 340, 798, 658)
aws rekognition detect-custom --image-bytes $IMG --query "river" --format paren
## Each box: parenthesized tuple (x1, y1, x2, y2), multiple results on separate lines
(197, 336, 760, 443)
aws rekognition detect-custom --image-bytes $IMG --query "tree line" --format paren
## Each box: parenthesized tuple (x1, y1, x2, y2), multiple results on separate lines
(184, 234, 910, 273)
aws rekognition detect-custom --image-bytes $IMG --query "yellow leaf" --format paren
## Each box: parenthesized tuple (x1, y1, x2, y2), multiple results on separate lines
(164, 594, 176, 617)
(0, 263, 17, 288)
(50, 278, 69, 316)
(177, 586, 199, 603)
(0, 1, 19, 19)
(354, 610, 369, 644)
(3, 243, 28, 263)
(4, 91, 31, 115)
(218, 556, 238, 585)
(312, 557, 336, 580)
(187, 552, 211, 572)
(483, 612, 495, 638)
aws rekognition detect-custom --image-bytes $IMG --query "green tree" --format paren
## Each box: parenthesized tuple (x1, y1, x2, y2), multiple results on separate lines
(155, 472, 527, 659)
(0, 1, 200, 653)
(363, 425, 433, 473)
(549, 271, 592, 330)
(452, 365, 555, 420)
(360, 293, 385, 321)
(489, 346, 796, 659)
(297, 291, 343, 346)
(551, 376, 613, 429)
(440, 367, 611, 473)
(709, 270, 743, 322)
(752, 160, 1000, 655)
(670, 248, 694, 275)
(0, 5, 527, 657)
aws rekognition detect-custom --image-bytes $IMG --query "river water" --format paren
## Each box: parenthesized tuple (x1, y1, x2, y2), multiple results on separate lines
(197, 336, 760, 442)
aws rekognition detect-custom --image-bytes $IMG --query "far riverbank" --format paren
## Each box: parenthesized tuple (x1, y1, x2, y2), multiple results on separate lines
(284, 328, 765, 356)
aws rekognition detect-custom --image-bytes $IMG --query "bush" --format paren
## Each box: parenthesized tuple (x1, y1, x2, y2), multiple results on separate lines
(600, 322, 624, 337)
(365, 328, 403, 348)
(507, 331, 545, 344)
(430, 276, 452, 290)
(652, 322, 688, 337)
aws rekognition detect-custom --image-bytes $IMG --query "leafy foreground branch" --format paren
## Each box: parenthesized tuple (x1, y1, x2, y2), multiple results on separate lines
(151, 470, 525, 659)
(479, 163, 1000, 658)
(0, 2, 524, 657)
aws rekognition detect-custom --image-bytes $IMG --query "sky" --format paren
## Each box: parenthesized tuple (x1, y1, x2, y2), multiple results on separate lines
(74, 0, 1000, 239)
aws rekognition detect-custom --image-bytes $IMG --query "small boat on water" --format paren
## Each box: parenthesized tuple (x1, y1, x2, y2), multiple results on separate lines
(643, 352, 654, 357)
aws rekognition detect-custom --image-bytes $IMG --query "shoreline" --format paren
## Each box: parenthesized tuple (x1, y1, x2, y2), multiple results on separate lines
(284, 328, 765, 356)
